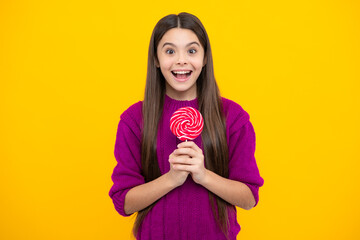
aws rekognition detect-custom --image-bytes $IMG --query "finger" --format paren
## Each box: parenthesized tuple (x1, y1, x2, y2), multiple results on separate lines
(177, 141, 203, 154)
(173, 164, 193, 172)
(170, 156, 193, 165)
(173, 148, 197, 158)
(177, 141, 194, 148)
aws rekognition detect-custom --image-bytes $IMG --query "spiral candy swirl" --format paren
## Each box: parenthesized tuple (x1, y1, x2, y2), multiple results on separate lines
(170, 107, 204, 141)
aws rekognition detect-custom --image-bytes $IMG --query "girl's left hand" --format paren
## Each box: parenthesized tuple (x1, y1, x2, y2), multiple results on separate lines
(169, 141, 208, 185)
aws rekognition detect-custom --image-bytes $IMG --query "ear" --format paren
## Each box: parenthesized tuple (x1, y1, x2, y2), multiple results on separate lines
(155, 57, 160, 68)
(203, 56, 207, 67)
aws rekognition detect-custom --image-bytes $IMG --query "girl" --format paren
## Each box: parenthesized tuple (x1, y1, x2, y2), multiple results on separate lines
(109, 12, 264, 240)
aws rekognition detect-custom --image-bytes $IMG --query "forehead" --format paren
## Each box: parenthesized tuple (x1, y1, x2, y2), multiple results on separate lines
(158, 28, 200, 47)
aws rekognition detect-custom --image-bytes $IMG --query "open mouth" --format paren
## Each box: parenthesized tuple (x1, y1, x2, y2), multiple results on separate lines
(171, 70, 193, 80)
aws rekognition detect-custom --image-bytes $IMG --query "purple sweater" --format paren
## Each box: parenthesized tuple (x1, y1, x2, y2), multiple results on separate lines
(109, 94, 264, 240)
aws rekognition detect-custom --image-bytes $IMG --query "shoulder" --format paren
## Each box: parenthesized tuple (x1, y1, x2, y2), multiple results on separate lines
(120, 100, 143, 119)
(118, 100, 143, 131)
(221, 97, 250, 131)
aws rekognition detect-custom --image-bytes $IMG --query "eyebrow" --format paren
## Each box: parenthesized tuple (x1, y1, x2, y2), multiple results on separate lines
(161, 41, 200, 49)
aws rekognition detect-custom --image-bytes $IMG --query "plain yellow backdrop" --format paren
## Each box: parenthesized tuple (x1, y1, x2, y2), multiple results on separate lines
(1, 0, 359, 239)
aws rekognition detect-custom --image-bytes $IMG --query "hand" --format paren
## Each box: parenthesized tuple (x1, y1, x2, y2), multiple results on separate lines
(169, 141, 208, 185)
(167, 151, 190, 188)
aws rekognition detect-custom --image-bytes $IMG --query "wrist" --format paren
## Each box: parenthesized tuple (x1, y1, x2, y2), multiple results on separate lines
(200, 169, 211, 187)
(164, 172, 178, 189)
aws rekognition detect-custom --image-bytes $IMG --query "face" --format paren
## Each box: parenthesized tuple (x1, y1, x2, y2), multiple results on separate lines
(156, 28, 206, 100)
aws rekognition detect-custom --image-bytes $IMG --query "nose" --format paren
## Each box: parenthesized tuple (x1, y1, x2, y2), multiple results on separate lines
(176, 52, 187, 65)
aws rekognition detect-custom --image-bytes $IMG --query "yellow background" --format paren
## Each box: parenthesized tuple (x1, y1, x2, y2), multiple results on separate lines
(1, 0, 359, 239)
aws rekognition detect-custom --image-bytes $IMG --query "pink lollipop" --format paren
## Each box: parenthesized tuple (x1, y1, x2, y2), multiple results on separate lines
(170, 107, 204, 141)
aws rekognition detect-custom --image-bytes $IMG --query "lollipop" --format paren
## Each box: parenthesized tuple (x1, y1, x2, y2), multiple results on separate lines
(170, 107, 204, 141)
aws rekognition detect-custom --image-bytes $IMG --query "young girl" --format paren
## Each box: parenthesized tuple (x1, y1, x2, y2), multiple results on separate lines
(109, 12, 264, 240)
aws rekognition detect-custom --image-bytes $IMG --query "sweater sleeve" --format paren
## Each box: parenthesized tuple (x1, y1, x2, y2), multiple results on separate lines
(108, 106, 145, 217)
(228, 114, 264, 208)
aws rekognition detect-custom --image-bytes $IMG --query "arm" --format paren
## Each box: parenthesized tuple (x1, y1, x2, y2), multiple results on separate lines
(124, 148, 192, 215)
(123, 172, 177, 215)
(201, 169, 256, 210)
(172, 119, 264, 210)
(171, 141, 256, 210)
(110, 111, 191, 216)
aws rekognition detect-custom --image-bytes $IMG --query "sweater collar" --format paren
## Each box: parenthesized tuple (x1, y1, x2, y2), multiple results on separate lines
(164, 94, 199, 111)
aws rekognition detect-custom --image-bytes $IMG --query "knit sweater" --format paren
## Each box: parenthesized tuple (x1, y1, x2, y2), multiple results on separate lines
(109, 94, 264, 240)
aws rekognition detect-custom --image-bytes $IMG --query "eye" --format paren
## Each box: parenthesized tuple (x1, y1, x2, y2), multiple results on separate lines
(166, 49, 174, 54)
(189, 49, 197, 54)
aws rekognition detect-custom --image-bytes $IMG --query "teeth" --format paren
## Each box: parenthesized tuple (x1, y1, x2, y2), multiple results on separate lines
(173, 71, 191, 74)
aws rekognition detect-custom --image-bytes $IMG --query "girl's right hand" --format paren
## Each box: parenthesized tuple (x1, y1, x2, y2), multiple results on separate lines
(167, 151, 190, 188)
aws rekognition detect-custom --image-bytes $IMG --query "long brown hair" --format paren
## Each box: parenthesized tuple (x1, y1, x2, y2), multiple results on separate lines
(134, 12, 231, 239)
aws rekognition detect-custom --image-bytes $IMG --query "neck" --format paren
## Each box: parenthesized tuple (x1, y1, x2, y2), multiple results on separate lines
(165, 84, 197, 101)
